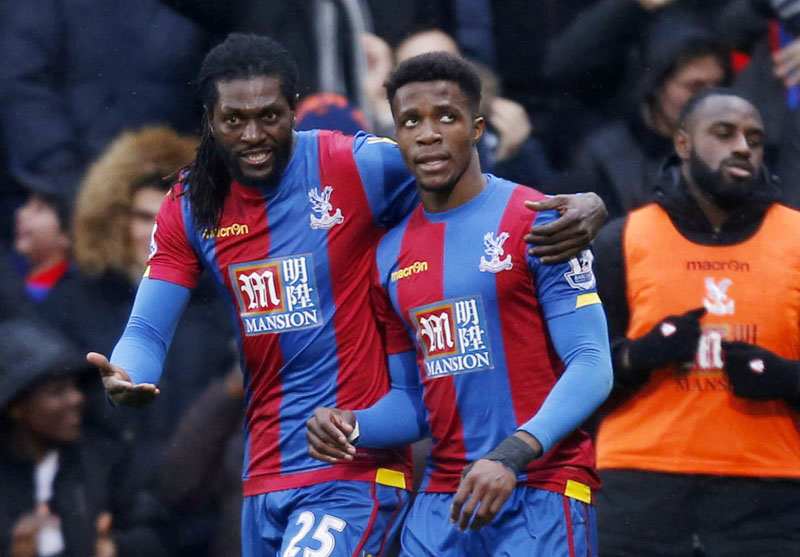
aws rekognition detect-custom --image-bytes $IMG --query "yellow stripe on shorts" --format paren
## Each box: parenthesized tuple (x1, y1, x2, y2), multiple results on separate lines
(143, 265, 151, 278)
(375, 468, 406, 490)
(575, 292, 601, 309)
(564, 480, 592, 504)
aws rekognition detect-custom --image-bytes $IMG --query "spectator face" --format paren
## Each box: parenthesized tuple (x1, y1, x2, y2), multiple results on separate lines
(654, 55, 726, 136)
(678, 95, 765, 209)
(393, 80, 483, 192)
(210, 76, 295, 188)
(7, 377, 84, 444)
(130, 186, 164, 272)
(14, 194, 69, 269)
(395, 30, 460, 64)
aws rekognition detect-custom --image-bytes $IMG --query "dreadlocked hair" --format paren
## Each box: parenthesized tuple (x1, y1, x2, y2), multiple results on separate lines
(187, 33, 299, 232)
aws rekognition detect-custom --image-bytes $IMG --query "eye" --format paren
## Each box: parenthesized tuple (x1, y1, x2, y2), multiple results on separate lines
(714, 129, 732, 139)
(747, 136, 763, 148)
(403, 117, 419, 128)
(440, 114, 455, 123)
(225, 115, 240, 125)
(263, 111, 278, 122)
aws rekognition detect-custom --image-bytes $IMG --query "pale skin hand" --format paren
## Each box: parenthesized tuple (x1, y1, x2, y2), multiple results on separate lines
(450, 432, 542, 531)
(489, 97, 533, 162)
(86, 352, 160, 408)
(10, 511, 44, 557)
(94, 512, 117, 557)
(774, 36, 800, 87)
(525, 193, 608, 264)
(306, 407, 357, 463)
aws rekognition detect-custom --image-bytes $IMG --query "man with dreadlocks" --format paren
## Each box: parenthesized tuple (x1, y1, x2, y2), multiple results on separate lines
(86, 33, 607, 556)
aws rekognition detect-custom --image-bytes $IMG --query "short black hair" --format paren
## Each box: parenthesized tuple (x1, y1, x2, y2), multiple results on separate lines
(197, 33, 299, 110)
(678, 87, 757, 131)
(385, 52, 481, 115)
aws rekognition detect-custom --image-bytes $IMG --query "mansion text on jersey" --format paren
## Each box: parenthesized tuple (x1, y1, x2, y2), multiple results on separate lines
(243, 309, 320, 334)
(425, 350, 492, 378)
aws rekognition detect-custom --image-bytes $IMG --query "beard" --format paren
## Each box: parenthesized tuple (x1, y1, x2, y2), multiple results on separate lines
(689, 148, 759, 211)
(214, 139, 292, 190)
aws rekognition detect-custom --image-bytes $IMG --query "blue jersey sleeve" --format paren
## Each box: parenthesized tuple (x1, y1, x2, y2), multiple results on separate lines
(518, 304, 613, 454)
(354, 350, 429, 448)
(527, 209, 600, 319)
(351, 132, 419, 229)
(110, 277, 191, 385)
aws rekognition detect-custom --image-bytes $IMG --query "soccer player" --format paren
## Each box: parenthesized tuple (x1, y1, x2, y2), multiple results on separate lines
(307, 52, 613, 556)
(86, 34, 606, 556)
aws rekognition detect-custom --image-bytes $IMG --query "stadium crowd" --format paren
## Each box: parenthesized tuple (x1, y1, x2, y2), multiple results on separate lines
(2, 0, 800, 555)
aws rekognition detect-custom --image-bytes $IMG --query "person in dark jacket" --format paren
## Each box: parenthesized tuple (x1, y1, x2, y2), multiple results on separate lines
(0, 318, 169, 557)
(0, 0, 207, 198)
(38, 127, 235, 557)
(548, 20, 730, 219)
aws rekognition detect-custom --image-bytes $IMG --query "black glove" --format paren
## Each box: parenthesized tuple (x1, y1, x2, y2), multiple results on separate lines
(722, 341, 800, 401)
(625, 307, 706, 374)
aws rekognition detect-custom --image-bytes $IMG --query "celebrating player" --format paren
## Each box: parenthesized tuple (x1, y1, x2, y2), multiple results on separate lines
(307, 52, 613, 556)
(87, 34, 607, 556)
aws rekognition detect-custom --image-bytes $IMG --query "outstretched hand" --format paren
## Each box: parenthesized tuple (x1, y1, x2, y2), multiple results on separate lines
(86, 352, 160, 407)
(524, 193, 607, 264)
(306, 407, 357, 463)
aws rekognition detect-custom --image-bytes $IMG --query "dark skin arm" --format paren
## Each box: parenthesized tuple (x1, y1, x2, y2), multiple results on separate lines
(86, 352, 160, 408)
(450, 432, 542, 531)
(306, 407, 357, 463)
(525, 193, 607, 264)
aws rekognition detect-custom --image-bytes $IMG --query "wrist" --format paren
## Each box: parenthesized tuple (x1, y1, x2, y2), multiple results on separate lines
(481, 434, 541, 478)
(346, 413, 360, 445)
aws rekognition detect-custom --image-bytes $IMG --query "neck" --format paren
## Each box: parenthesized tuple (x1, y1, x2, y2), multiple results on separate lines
(419, 152, 486, 213)
(27, 254, 67, 278)
(683, 166, 728, 230)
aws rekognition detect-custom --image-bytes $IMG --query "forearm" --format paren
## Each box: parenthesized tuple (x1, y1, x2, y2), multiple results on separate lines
(110, 278, 190, 384)
(519, 305, 613, 454)
(354, 351, 428, 448)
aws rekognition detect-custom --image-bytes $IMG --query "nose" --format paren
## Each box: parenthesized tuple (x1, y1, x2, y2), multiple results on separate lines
(241, 119, 265, 144)
(732, 132, 751, 157)
(416, 118, 442, 145)
(67, 384, 85, 408)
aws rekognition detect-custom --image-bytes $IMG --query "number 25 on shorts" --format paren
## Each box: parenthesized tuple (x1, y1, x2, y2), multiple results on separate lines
(284, 511, 347, 557)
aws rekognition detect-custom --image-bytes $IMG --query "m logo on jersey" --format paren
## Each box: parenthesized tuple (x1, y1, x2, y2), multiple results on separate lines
(564, 250, 596, 290)
(411, 296, 493, 379)
(309, 186, 344, 230)
(229, 254, 322, 335)
(479, 231, 513, 273)
(703, 277, 734, 315)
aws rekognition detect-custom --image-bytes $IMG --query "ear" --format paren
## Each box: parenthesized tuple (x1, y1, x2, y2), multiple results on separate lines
(674, 129, 691, 161)
(472, 116, 485, 145)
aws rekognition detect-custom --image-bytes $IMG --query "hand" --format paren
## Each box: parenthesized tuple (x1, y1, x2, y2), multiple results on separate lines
(524, 193, 608, 264)
(86, 352, 160, 407)
(489, 97, 532, 162)
(306, 407, 357, 463)
(636, 0, 676, 10)
(722, 342, 800, 400)
(94, 512, 117, 557)
(774, 36, 800, 87)
(626, 308, 706, 373)
(10, 511, 43, 557)
(450, 460, 516, 531)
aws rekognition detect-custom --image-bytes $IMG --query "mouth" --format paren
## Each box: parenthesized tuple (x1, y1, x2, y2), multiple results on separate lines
(723, 161, 754, 180)
(240, 148, 274, 168)
(415, 153, 449, 173)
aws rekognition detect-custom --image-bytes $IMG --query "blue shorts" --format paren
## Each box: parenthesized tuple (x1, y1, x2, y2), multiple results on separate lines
(401, 487, 597, 557)
(241, 480, 410, 557)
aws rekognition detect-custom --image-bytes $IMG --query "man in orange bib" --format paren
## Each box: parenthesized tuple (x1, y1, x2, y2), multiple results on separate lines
(593, 88, 800, 556)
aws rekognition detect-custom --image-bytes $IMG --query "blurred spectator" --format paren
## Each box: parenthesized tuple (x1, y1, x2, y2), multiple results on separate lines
(0, 318, 168, 557)
(295, 93, 370, 135)
(160, 365, 245, 557)
(38, 126, 235, 557)
(0, 0, 207, 198)
(11, 176, 73, 303)
(549, 23, 729, 219)
(372, 28, 552, 185)
(593, 90, 800, 555)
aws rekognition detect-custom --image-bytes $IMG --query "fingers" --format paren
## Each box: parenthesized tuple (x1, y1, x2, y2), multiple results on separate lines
(527, 237, 588, 264)
(305, 409, 356, 463)
(306, 428, 354, 463)
(457, 481, 486, 531)
(450, 474, 472, 525)
(86, 352, 112, 375)
(524, 197, 566, 216)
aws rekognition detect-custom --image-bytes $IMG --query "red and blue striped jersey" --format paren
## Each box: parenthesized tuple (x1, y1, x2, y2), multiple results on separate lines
(374, 176, 601, 495)
(147, 130, 416, 495)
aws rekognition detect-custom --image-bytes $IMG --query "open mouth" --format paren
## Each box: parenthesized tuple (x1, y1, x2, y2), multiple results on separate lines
(241, 149, 273, 167)
(416, 153, 449, 173)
